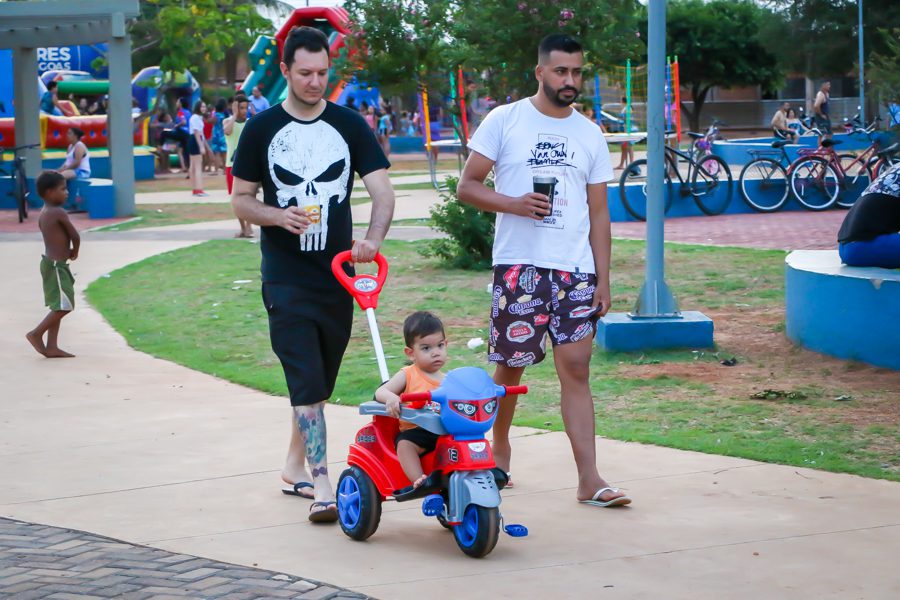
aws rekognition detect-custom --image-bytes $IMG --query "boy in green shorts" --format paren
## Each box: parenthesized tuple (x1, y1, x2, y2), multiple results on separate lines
(26, 171, 80, 358)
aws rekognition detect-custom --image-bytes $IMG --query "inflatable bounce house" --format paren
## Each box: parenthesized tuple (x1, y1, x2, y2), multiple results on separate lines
(240, 6, 380, 111)
(0, 45, 200, 181)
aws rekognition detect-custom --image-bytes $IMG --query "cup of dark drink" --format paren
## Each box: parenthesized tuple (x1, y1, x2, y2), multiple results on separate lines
(532, 175, 557, 217)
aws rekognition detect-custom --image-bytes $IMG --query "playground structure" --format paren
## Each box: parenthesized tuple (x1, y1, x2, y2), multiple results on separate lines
(1, 49, 201, 153)
(240, 6, 379, 111)
(591, 58, 682, 141)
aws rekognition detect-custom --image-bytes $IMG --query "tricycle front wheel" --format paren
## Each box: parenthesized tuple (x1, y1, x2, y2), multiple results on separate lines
(337, 466, 382, 541)
(453, 504, 500, 558)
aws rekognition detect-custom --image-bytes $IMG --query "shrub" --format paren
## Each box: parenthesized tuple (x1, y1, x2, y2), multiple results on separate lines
(421, 175, 495, 270)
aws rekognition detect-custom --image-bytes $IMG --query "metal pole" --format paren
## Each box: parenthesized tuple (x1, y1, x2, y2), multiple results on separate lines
(858, 0, 865, 125)
(631, 0, 679, 318)
(365, 308, 391, 384)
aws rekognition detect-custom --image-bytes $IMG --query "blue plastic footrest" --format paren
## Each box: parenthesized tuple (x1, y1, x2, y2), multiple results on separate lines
(504, 523, 528, 537)
(422, 494, 444, 517)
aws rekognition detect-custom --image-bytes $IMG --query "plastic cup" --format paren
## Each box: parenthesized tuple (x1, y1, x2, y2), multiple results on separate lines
(532, 175, 556, 216)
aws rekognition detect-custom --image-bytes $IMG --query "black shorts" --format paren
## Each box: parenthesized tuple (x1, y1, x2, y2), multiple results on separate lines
(187, 135, 201, 156)
(489, 264, 599, 368)
(815, 115, 832, 133)
(395, 427, 440, 454)
(262, 283, 353, 406)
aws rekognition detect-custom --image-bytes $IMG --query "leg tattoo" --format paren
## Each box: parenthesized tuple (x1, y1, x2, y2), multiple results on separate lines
(294, 403, 333, 501)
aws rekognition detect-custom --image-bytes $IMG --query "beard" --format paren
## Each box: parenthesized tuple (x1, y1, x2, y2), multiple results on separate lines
(290, 88, 323, 108)
(288, 79, 325, 108)
(542, 82, 580, 108)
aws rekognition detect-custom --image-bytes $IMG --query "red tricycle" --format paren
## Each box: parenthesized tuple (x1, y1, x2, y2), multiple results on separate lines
(330, 250, 528, 558)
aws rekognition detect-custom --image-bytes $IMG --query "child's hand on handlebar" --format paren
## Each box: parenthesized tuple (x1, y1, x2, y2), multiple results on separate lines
(385, 396, 401, 419)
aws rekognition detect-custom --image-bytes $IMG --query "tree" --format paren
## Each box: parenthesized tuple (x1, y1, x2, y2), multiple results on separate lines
(129, 0, 277, 84)
(656, 0, 782, 131)
(341, 0, 456, 98)
(868, 28, 900, 107)
(451, 0, 642, 100)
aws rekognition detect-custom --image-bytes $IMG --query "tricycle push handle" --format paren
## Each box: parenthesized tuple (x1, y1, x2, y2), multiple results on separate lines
(330, 249, 389, 311)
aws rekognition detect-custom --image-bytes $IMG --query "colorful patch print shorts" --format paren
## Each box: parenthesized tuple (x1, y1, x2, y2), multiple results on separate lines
(488, 264, 599, 368)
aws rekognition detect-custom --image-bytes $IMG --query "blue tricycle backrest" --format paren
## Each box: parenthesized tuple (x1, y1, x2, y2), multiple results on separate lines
(430, 367, 505, 441)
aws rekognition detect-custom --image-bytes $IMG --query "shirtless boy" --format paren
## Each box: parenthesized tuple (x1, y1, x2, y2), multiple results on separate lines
(26, 170, 80, 358)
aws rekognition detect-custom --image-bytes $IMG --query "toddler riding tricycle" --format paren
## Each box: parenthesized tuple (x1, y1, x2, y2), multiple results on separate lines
(330, 250, 527, 558)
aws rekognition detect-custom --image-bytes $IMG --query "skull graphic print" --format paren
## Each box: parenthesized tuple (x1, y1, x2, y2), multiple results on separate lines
(268, 121, 351, 251)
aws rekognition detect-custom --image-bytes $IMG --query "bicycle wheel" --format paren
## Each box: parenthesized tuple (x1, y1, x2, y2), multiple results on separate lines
(15, 163, 28, 223)
(691, 155, 733, 215)
(789, 157, 839, 210)
(873, 155, 899, 179)
(836, 153, 872, 208)
(739, 158, 789, 213)
(618, 159, 673, 221)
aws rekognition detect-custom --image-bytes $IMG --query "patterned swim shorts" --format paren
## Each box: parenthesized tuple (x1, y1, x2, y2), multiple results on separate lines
(488, 264, 599, 368)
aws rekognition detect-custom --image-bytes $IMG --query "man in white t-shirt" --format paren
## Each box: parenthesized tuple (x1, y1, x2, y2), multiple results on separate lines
(458, 34, 630, 508)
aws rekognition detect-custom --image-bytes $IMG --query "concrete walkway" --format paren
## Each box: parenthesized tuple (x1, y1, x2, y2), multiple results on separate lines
(1, 223, 898, 599)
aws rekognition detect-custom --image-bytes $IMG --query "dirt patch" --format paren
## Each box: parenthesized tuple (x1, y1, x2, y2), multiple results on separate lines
(618, 307, 900, 429)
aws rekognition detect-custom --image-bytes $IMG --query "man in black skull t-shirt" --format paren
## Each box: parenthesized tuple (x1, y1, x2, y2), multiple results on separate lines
(233, 94, 389, 287)
(231, 26, 395, 523)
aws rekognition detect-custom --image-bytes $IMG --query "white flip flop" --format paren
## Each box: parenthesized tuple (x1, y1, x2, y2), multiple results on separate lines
(579, 486, 631, 508)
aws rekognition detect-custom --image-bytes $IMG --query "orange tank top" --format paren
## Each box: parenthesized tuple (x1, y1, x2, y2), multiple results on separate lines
(399, 364, 442, 431)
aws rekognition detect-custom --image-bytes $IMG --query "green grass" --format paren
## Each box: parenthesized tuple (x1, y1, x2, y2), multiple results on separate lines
(85, 238, 899, 481)
(92, 204, 238, 232)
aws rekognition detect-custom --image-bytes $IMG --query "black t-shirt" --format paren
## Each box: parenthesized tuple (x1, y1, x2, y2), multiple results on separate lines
(231, 102, 389, 290)
(838, 163, 900, 243)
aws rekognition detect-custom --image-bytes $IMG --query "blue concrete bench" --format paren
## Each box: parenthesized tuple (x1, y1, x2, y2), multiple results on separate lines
(67, 178, 115, 219)
(785, 250, 900, 370)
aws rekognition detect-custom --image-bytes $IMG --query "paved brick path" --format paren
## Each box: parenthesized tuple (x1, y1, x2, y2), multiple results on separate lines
(3, 206, 846, 250)
(611, 210, 845, 251)
(0, 518, 371, 600)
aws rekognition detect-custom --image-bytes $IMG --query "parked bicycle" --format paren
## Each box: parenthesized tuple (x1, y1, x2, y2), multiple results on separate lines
(686, 119, 726, 162)
(790, 118, 894, 210)
(619, 139, 733, 221)
(0, 143, 40, 223)
(738, 139, 794, 213)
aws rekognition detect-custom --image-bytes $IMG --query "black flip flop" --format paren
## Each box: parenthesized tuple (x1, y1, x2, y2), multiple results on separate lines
(281, 481, 314, 500)
(308, 501, 338, 523)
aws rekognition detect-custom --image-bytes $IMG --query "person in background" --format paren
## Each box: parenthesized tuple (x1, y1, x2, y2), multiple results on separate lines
(58, 128, 91, 181)
(837, 162, 900, 268)
(209, 98, 229, 177)
(785, 107, 803, 138)
(188, 100, 208, 197)
(814, 81, 832, 142)
(615, 96, 635, 170)
(249, 86, 270, 117)
(41, 81, 63, 116)
(377, 104, 393, 157)
(224, 94, 252, 238)
(771, 101, 798, 143)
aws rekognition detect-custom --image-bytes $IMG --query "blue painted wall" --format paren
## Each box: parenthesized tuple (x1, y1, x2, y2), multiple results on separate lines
(785, 251, 900, 370)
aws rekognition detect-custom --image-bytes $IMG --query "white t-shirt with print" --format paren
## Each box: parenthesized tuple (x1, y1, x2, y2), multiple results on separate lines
(189, 113, 204, 136)
(468, 98, 614, 274)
